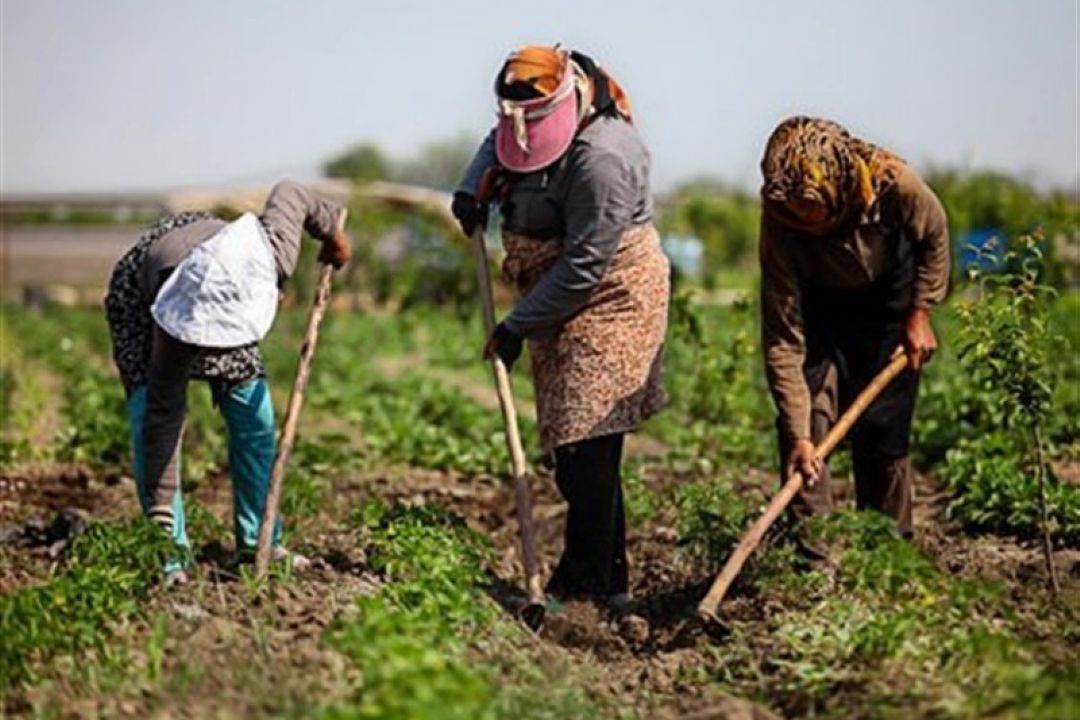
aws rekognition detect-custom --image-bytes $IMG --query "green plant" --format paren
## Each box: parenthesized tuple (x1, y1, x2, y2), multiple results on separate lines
(940, 432, 1080, 546)
(622, 460, 662, 526)
(956, 232, 1069, 589)
(649, 291, 776, 469)
(713, 512, 1079, 719)
(322, 501, 498, 719)
(321, 501, 619, 720)
(0, 518, 174, 692)
(675, 475, 752, 568)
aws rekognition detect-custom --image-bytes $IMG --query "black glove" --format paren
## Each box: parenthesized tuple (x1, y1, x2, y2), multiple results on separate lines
(451, 191, 489, 236)
(484, 322, 524, 371)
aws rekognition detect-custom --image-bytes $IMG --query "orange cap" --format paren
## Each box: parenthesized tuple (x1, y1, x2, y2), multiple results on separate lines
(502, 45, 567, 96)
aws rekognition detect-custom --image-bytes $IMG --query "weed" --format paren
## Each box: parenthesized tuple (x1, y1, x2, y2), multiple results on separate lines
(675, 474, 753, 568)
(0, 518, 173, 692)
(713, 511, 1079, 718)
(940, 432, 1080, 546)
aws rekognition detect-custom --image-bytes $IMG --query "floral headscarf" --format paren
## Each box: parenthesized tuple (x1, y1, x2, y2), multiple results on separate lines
(761, 116, 905, 234)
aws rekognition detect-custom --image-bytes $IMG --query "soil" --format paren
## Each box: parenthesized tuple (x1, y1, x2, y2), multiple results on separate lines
(2, 459, 1076, 719)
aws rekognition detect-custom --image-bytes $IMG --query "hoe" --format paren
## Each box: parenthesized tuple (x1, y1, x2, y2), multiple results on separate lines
(471, 168, 546, 630)
(254, 213, 344, 579)
(696, 352, 910, 630)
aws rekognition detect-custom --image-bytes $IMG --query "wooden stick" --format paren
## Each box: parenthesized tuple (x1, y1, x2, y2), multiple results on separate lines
(254, 263, 336, 579)
(471, 225, 546, 620)
(697, 352, 910, 624)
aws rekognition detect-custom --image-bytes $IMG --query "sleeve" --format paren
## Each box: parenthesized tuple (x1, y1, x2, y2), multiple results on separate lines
(759, 216, 813, 441)
(456, 129, 498, 196)
(900, 169, 951, 308)
(503, 149, 634, 338)
(258, 180, 344, 281)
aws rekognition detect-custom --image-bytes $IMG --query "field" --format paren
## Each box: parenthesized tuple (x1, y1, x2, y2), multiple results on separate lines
(1, 254, 1078, 720)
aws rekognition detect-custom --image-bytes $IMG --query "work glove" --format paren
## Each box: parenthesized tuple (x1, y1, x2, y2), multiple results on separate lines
(786, 438, 823, 487)
(483, 322, 524, 371)
(451, 191, 489, 237)
(902, 307, 937, 371)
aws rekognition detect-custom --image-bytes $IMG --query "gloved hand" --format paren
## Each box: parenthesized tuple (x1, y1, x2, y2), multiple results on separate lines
(451, 191, 489, 236)
(483, 322, 524, 371)
(786, 438, 823, 487)
(319, 227, 352, 269)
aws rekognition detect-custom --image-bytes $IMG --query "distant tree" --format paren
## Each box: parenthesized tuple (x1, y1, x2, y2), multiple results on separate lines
(658, 179, 760, 284)
(394, 135, 477, 191)
(926, 169, 1080, 287)
(324, 143, 390, 183)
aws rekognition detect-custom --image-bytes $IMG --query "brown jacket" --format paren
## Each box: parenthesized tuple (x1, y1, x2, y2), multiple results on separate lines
(760, 166, 950, 440)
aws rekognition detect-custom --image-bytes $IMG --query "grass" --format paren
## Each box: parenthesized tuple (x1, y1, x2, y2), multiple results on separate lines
(320, 501, 616, 720)
(708, 511, 1080, 719)
(2, 295, 1077, 718)
(940, 431, 1080, 546)
(0, 518, 174, 692)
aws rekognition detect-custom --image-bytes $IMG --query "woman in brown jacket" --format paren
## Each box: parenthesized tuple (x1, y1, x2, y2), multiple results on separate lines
(758, 116, 950, 542)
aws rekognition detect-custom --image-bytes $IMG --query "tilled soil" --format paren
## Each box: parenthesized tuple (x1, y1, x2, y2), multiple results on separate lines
(2, 460, 1076, 719)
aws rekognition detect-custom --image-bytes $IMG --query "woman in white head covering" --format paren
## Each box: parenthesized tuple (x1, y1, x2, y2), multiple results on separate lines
(104, 180, 350, 583)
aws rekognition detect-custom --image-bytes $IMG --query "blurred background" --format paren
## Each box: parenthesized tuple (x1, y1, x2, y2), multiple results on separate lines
(1, 0, 1077, 307)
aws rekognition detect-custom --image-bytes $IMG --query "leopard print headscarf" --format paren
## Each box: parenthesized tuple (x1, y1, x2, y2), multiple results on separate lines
(760, 116, 905, 233)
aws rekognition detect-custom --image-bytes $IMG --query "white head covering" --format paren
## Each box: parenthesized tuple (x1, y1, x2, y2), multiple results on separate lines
(151, 212, 279, 348)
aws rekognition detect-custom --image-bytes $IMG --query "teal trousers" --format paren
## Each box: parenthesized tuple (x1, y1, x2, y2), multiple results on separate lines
(127, 377, 282, 569)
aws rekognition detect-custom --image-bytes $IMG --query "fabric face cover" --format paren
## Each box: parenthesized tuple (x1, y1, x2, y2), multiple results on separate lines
(151, 212, 279, 348)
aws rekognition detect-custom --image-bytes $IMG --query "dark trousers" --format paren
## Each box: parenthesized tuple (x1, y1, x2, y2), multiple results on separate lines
(546, 433, 628, 598)
(783, 361, 915, 536)
(790, 224, 919, 536)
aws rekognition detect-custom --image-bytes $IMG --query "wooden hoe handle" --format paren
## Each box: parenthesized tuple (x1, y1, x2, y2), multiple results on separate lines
(471, 226, 546, 610)
(255, 263, 336, 579)
(696, 352, 909, 623)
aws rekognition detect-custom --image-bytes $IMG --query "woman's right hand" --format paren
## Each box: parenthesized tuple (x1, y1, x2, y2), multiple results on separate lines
(319, 228, 352, 269)
(483, 322, 523, 371)
(786, 438, 823, 486)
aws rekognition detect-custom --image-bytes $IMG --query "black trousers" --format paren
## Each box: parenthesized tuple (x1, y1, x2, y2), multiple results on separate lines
(546, 433, 628, 599)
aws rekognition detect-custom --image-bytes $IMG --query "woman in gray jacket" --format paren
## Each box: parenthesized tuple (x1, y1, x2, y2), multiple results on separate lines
(453, 46, 669, 607)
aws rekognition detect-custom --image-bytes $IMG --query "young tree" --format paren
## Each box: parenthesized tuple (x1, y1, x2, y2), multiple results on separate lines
(957, 231, 1062, 592)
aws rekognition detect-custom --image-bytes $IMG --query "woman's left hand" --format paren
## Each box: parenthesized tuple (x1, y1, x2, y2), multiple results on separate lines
(903, 307, 937, 371)
(484, 322, 524, 371)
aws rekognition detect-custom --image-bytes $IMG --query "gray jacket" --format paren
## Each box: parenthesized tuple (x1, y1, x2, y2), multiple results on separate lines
(459, 116, 654, 338)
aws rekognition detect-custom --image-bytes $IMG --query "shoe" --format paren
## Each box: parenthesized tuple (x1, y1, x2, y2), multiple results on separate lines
(271, 546, 312, 573)
(606, 592, 633, 614)
(234, 546, 313, 573)
(164, 568, 190, 588)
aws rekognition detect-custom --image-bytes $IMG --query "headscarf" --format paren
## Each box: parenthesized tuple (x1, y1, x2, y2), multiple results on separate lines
(493, 45, 633, 173)
(760, 116, 905, 234)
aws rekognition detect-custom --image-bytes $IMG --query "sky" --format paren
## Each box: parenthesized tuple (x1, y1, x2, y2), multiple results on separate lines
(1, 0, 1077, 194)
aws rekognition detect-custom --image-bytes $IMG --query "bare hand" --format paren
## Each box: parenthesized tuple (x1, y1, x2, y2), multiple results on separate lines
(319, 228, 352, 269)
(787, 438, 823, 487)
(904, 307, 937, 371)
